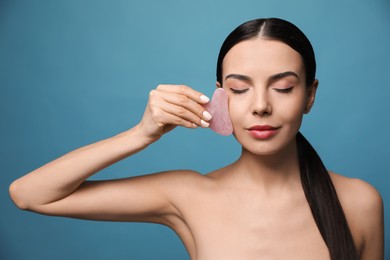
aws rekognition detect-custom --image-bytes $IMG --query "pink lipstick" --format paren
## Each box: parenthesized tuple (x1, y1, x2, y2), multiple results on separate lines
(247, 125, 280, 139)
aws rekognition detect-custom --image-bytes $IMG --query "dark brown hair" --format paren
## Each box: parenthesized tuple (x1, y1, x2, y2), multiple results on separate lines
(216, 18, 358, 259)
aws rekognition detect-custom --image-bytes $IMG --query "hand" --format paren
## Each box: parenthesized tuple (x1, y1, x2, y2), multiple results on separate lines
(138, 84, 212, 142)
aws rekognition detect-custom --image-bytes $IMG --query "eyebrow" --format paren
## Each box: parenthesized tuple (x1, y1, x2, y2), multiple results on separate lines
(225, 71, 299, 83)
(225, 74, 252, 83)
(270, 71, 299, 81)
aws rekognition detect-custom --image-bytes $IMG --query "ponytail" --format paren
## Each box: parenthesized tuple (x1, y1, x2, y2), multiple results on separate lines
(297, 132, 358, 259)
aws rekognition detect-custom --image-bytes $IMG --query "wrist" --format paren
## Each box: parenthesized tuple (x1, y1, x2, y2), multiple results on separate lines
(115, 124, 159, 149)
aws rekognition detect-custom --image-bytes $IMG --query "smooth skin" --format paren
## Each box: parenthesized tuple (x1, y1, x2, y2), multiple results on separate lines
(9, 39, 383, 260)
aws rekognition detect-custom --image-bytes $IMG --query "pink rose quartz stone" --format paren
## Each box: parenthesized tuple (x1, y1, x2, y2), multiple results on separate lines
(203, 88, 233, 136)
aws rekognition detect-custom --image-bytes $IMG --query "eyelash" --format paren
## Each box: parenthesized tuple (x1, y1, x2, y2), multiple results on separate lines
(274, 87, 294, 93)
(229, 88, 249, 94)
(229, 87, 294, 94)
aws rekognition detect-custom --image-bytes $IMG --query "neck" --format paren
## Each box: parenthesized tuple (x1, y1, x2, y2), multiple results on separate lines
(231, 138, 301, 193)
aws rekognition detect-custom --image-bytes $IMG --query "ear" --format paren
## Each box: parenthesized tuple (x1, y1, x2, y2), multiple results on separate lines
(216, 81, 222, 88)
(304, 79, 319, 114)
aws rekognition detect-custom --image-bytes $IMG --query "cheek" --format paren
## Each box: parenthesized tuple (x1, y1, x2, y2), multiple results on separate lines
(227, 98, 247, 124)
(276, 96, 307, 125)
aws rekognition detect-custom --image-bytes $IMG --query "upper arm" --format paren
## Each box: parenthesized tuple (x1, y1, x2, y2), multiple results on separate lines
(29, 170, 200, 225)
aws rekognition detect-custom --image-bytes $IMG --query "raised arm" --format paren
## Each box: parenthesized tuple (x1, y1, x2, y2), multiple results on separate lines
(9, 84, 211, 223)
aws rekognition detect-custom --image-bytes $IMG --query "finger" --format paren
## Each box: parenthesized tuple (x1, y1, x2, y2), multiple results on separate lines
(148, 93, 200, 129)
(159, 101, 209, 128)
(165, 113, 199, 129)
(160, 92, 212, 123)
(152, 105, 199, 129)
(156, 84, 210, 104)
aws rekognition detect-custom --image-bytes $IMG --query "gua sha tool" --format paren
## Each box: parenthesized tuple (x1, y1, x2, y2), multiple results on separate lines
(203, 88, 233, 136)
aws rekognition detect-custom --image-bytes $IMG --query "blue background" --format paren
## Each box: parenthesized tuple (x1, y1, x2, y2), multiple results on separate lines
(1, 0, 389, 259)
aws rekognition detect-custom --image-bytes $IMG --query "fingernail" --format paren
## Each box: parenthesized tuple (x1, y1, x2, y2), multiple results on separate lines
(203, 111, 212, 121)
(192, 123, 198, 128)
(200, 120, 209, 128)
(200, 95, 210, 103)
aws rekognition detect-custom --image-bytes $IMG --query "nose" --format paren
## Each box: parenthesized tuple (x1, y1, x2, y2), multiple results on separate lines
(251, 88, 271, 117)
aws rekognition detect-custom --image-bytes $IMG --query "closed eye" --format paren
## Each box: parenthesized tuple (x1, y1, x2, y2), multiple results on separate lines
(230, 88, 249, 94)
(274, 87, 294, 93)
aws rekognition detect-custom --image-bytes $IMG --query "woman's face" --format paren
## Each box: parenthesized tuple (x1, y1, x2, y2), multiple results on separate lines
(220, 38, 317, 156)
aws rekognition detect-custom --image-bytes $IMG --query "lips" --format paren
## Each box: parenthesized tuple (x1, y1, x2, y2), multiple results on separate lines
(248, 125, 279, 131)
(247, 125, 280, 139)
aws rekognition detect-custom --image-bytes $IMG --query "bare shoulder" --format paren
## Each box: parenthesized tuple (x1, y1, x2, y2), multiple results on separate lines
(329, 171, 384, 258)
(153, 169, 208, 184)
(329, 171, 383, 213)
(152, 169, 212, 194)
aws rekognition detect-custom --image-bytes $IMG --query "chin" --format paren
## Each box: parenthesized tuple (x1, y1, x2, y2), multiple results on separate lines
(243, 144, 287, 157)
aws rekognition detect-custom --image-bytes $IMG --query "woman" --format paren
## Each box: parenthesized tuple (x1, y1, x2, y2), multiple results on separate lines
(9, 18, 383, 259)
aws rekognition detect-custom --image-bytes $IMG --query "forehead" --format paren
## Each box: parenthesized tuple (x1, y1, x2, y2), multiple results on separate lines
(222, 38, 305, 79)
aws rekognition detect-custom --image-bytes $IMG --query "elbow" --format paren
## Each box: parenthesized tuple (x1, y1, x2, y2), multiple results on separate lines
(9, 180, 30, 210)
